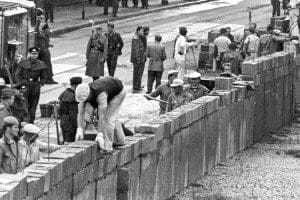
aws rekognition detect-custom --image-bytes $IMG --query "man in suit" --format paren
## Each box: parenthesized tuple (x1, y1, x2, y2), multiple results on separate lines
(146, 35, 167, 93)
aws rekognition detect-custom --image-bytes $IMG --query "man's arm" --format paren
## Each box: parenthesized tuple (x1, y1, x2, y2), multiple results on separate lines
(117, 33, 124, 52)
(150, 86, 162, 98)
(161, 46, 167, 61)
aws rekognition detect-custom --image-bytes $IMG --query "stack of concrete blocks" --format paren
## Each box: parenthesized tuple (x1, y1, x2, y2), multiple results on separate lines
(241, 51, 295, 142)
(0, 52, 296, 200)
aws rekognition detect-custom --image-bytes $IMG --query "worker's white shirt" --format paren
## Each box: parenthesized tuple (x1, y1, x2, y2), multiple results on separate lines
(244, 34, 260, 52)
(174, 35, 187, 62)
(214, 36, 231, 53)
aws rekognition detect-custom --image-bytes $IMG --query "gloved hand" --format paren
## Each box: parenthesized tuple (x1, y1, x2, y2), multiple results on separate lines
(76, 127, 84, 141)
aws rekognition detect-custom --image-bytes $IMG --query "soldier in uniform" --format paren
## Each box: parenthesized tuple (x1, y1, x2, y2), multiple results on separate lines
(132, 0, 138, 7)
(58, 77, 82, 143)
(106, 23, 124, 77)
(166, 79, 192, 112)
(15, 47, 47, 124)
(36, 23, 57, 84)
(145, 70, 178, 115)
(185, 72, 209, 100)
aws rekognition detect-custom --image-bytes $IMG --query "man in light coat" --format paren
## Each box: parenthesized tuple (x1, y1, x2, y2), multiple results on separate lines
(146, 35, 167, 94)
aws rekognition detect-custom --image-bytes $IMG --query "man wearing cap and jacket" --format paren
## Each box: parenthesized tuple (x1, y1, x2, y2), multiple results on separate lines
(185, 72, 209, 100)
(146, 70, 178, 115)
(15, 47, 47, 124)
(58, 77, 82, 143)
(0, 116, 22, 174)
(146, 34, 167, 94)
(75, 77, 126, 152)
(167, 78, 192, 112)
(106, 23, 124, 77)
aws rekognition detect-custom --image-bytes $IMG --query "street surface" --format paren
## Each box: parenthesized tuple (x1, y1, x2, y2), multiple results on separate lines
(37, 0, 273, 140)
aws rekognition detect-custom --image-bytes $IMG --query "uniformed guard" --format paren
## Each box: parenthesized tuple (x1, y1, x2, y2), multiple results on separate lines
(106, 23, 124, 77)
(271, 0, 280, 17)
(185, 72, 209, 100)
(103, 0, 119, 17)
(15, 47, 47, 124)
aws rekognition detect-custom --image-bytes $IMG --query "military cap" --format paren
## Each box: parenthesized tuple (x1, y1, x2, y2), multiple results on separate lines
(170, 79, 184, 87)
(3, 116, 19, 125)
(167, 70, 179, 76)
(41, 23, 50, 31)
(188, 72, 201, 79)
(36, 8, 44, 16)
(70, 76, 83, 85)
(23, 124, 40, 143)
(1, 88, 15, 100)
(107, 23, 114, 28)
(28, 47, 40, 53)
(179, 26, 187, 31)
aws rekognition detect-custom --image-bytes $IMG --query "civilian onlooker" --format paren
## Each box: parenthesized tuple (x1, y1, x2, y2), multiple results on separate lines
(0, 116, 22, 174)
(214, 28, 231, 71)
(258, 25, 275, 56)
(223, 43, 243, 75)
(243, 28, 260, 60)
(131, 26, 147, 93)
(132, 0, 138, 8)
(43, 0, 54, 23)
(85, 26, 108, 81)
(146, 35, 167, 94)
(174, 27, 195, 79)
(141, 0, 149, 9)
(226, 27, 235, 42)
(282, 0, 290, 15)
(106, 23, 124, 77)
(0, 89, 14, 133)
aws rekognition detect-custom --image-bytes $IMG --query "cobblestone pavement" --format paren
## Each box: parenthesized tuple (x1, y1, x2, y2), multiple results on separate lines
(170, 124, 300, 200)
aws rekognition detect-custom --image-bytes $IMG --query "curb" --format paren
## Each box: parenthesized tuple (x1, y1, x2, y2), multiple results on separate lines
(51, 0, 215, 36)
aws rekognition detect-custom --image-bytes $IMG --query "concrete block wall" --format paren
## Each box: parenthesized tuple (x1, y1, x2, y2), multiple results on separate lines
(0, 52, 295, 200)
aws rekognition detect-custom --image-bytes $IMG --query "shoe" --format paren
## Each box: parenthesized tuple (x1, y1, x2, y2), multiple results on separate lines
(146, 91, 151, 94)
(103, 13, 108, 15)
(112, 15, 118, 17)
(132, 89, 143, 93)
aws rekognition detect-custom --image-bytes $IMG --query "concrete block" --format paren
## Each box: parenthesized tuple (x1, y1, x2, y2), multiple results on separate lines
(232, 85, 246, 100)
(154, 138, 174, 200)
(264, 80, 276, 134)
(73, 182, 95, 200)
(244, 97, 254, 147)
(140, 134, 158, 154)
(283, 75, 292, 126)
(115, 142, 133, 167)
(228, 103, 235, 157)
(73, 169, 85, 195)
(24, 167, 51, 194)
(253, 84, 265, 142)
(103, 150, 121, 174)
(0, 173, 27, 200)
(117, 168, 130, 200)
(188, 119, 206, 184)
(241, 61, 259, 75)
(214, 77, 234, 90)
(96, 171, 117, 200)
(209, 90, 232, 107)
(34, 159, 64, 187)
(218, 106, 230, 163)
(172, 128, 189, 194)
(274, 77, 284, 130)
(237, 100, 245, 151)
(125, 136, 142, 159)
(139, 152, 158, 200)
(125, 158, 141, 200)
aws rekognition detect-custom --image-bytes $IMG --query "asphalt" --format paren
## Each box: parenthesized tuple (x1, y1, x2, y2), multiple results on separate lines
(50, 0, 217, 36)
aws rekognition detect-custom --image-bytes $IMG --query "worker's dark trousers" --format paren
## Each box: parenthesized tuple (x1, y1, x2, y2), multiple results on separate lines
(24, 82, 41, 123)
(132, 62, 145, 90)
(112, 0, 119, 16)
(147, 71, 162, 93)
(272, 2, 280, 17)
(132, 0, 138, 7)
(107, 53, 119, 77)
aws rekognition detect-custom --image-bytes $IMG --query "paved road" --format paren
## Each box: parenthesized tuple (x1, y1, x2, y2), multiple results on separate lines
(40, 0, 270, 104)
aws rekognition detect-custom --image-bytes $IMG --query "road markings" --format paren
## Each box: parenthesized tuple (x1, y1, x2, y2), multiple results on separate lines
(51, 52, 83, 62)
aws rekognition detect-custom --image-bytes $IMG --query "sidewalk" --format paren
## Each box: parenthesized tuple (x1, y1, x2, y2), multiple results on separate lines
(49, 0, 211, 36)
